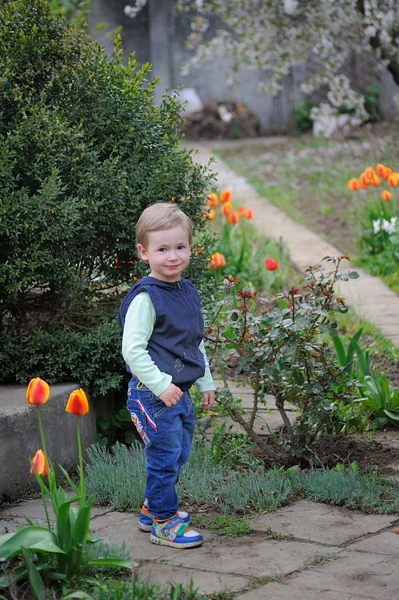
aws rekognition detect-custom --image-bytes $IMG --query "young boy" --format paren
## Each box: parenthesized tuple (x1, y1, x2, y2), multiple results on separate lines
(118, 202, 215, 549)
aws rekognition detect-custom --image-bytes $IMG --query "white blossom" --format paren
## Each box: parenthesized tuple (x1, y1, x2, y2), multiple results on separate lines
(125, 0, 399, 127)
(373, 219, 381, 234)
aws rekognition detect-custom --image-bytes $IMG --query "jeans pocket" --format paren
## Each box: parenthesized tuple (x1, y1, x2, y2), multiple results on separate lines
(153, 401, 168, 418)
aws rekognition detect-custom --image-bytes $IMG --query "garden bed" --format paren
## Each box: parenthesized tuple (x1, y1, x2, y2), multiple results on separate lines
(214, 121, 399, 293)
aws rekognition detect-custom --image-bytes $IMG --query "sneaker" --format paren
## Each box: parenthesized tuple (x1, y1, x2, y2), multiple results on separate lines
(138, 504, 190, 532)
(150, 515, 204, 549)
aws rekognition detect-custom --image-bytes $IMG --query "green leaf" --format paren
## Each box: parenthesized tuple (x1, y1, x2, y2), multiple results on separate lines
(348, 271, 359, 279)
(331, 334, 347, 367)
(384, 409, 399, 421)
(87, 558, 132, 569)
(0, 527, 65, 560)
(71, 500, 93, 547)
(21, 547, 44, 600)
(0, 574, 9, 588)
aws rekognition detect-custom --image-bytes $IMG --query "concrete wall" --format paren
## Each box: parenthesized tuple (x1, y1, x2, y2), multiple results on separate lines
(88, 0, 398, 133)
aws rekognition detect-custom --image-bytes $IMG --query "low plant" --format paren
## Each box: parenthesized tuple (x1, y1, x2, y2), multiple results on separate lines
(0, 378, 131, 600)
(355, 375, 399, 428)
(206, 256, 359, 461)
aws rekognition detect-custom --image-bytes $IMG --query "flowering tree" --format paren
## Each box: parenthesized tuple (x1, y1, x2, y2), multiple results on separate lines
(124, 0, 399, 126)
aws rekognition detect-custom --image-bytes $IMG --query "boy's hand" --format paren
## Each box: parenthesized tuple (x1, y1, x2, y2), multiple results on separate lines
(159, 383, 183, 407)
(201, 390, 215, 409)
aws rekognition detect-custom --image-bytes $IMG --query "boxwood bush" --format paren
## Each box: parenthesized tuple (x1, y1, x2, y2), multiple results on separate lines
(0, 0, 213, 394)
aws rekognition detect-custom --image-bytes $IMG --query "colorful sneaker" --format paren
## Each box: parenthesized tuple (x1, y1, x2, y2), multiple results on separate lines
(150, 515, 203, 549)
(138, 504, 190, 532)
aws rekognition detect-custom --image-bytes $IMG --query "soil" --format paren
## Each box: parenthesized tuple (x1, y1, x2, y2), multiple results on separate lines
(309, 433, 399, 473)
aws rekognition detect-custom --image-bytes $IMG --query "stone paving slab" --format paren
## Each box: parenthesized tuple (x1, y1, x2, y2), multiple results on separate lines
(134, 563, 249, 596)
(249, 500, 399, 546)
(349, 529, 399, 555)
(237, 550, 398, 600)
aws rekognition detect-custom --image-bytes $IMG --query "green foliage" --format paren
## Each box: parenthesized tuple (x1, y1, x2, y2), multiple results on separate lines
(0, 0, 212, 393)
(0, 321, 124, 396)
(356, 375, 399, 428)
(208, 422, 261, 468)
(293, 99, 314, 136)
(363, 85, 382, 123)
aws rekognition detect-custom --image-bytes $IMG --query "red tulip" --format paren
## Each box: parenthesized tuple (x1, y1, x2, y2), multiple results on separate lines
(265, 258, 278, 271)
(26, 378, 50, 406)
(66, 389, 89, 416)
(30, 449, 48, 477)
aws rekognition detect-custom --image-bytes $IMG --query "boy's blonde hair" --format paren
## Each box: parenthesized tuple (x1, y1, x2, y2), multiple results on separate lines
(136, 203, 193, 246)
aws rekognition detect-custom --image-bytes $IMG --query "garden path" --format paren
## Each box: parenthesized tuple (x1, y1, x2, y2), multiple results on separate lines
(183, 139, 399, 348)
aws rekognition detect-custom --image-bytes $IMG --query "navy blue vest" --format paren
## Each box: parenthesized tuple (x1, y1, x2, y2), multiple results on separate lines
(118, 276, 205, 391)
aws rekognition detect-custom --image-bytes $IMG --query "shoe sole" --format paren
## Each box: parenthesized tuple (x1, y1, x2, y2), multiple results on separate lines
(150, 534, 203, 549)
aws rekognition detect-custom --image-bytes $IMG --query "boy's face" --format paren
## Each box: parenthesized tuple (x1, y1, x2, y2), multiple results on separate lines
(137, 226, 191, 282)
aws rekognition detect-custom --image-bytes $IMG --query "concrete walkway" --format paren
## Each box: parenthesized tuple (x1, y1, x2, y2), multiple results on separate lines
(184, 139, 399, 348)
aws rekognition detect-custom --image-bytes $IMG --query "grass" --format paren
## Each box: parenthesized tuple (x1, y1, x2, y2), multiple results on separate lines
(85, 441, 399, 517)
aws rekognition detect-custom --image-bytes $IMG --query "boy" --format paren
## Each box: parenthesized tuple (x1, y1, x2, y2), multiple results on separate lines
(118, 203, 215, 549)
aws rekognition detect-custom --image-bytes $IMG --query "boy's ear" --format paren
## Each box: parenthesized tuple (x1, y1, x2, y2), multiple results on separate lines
(137, 243, 148, 261)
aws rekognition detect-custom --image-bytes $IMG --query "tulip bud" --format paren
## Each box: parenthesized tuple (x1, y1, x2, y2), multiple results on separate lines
(26, 378, 50, 406)
(66, 389, 89, 416)
(30, 449, 48, 477)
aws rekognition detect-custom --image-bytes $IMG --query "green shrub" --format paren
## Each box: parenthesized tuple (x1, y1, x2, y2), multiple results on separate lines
(0, 0, 212, 392)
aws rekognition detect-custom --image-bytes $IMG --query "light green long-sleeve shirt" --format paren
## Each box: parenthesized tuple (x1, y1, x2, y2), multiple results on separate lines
(122, 291, 215, 397)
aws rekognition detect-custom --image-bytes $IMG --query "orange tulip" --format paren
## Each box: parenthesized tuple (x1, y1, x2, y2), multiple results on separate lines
(365, 166, 375, 181)
(220, 190, 232, 204)
(388, 173, 399, 187)
(376, 163, 387, 178)
(207, 193, 219, 207)
(265, 257, 278, 271)
(359, 173, 369, 189)
(371, 174, 380, 187)
(220, 201, 232, 215)
(227, 211, 239, 224)
(26, 378, 50, 406)
(244, 208, 254, 219)
(205, 208, 215, 220)
(66, 388, 89, 416)
(381, 190, 392, 202)
(347, 178, 360, 191)
(209, 252, 226, 269)
(30, 449, 48, 477)
(237, 206, 247, 216)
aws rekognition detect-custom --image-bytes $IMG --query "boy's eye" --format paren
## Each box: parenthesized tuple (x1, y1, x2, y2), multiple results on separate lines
(177, 245, 185, 250)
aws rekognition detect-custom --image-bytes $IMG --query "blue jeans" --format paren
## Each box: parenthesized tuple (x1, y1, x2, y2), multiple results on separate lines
(126, 376, 195, 519)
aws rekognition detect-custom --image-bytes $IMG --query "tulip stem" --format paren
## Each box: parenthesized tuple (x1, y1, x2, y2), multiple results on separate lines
(76, 417, 85, 506)
(36, 406, 50, 478)
(42, 488, 51, 529)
